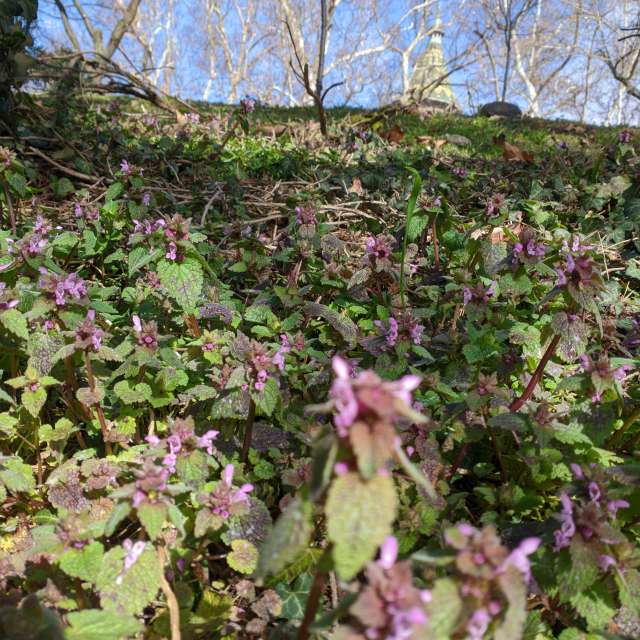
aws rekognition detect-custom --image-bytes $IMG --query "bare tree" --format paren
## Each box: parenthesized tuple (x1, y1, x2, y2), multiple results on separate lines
(51, 0, 143, 60)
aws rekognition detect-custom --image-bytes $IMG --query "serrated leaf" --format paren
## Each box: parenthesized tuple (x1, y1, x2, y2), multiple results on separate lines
(113, 379, 152, 404)
(157, 257, 203, 311)
(245, 303, 279, 327)
(66, 609, 142, 640)
(7, 171, 27, 197)
(304, 302, 358, 348)
(59, 541, 104, 583)
(0, 308, 28, 339)
(22, 386, 47, 417)
(96, 545, 161, 616)
(347, 267, 372, 290)
(0, 457, 35, 493)
(253, 376, 279, 416)
(104, 181, 124, 202)
(256, 495, 312, 580)
(128, 246, 161, 278)
(559, 538, 599, 599)
(137, 502, 167, 540)
(570, 583, 616, 631)
(325, 472, 397, 579)
(427, 577, 462, 639)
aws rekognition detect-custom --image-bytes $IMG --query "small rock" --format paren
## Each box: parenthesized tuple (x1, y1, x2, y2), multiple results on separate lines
(445, 133, 472, 147)
(479, 101, 522, 118)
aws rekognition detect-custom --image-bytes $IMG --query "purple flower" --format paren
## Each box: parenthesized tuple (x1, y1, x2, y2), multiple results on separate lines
(599, 555, 617, 572)
(453, 167, 467, 178)
(295, 205, 317, 225)
(619, 130, 632, 144)
(607, 499, 629, 517)
(120, 159, 132, 176)
(240, 97, 256, 114)
(38, 269, 87, 307)
(0, 283, 18, 311)
(378, 536, 399, 570)
(500, 537, 540, 583)
(209, 464, 253, 519)
(553, 493, 576, 550)
(142, 192, 151, 206)
(329, 356, 421, 436)
(165, 241, 178, 261)
(74, 309, 105, 351)
(467, 608, 491, 640)
(197, 429, 219, 455)
(116, 539, 146, 585)
(374, 316, 399, 348)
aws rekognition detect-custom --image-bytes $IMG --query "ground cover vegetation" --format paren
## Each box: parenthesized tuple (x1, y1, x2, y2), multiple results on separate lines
(0, 76, 639, 639)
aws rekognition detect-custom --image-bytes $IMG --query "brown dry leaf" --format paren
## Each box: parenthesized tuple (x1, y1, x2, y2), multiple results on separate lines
(416, 135, 447, 149)
(490, 226, 505, 244)
(470, 228, 486, 240)
(348, 177, 364, 196)
(381, 124, 405, 143)
(493, 134, 534, 163)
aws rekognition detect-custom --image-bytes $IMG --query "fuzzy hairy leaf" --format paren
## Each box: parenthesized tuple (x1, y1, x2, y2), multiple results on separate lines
(325, 472, 397, 579)
(256, 495, 312, 580)
(0, 308, 28, 340)
(157, 257, 203, 311)
(66, 609, 142, 640)
(59, 541, 104, 583)
(427, 577, 462, 639)
(304, 302, 358, 348)
(227, 539, 258, 574)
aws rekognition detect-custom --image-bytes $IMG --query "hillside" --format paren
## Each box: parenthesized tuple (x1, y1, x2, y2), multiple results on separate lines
(0, 95, 639, 639)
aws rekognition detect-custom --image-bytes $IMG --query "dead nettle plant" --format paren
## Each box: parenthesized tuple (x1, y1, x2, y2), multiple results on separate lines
(284, 0, 344, 138)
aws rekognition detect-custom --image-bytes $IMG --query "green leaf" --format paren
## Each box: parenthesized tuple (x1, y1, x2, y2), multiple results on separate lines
(128, 246, 161, 278)
(275, 573, 313, 620)
(113, 380, 152, 404)
(245, 303, 279, 327)
(53, 177, 75, 199)
(256, 495, 312, 580)
(59, 541, 104, 583)
(253, 376, 279, 416)
(406, 214, 429, 242)
(66, 609, 142, 640)
(303, 302, 358, 348)
(0, 308, 28, 339)
(137, 502, 167, 540)
(427, 577, 462, 639)
(104, 181, 124, 202)
(22, 386, 47, 417)
(495, 567, 527, 640)
(0, 458, 35, 494)
(96, 544, 161, 616)
(559, 538, 599, 599)
(570, 583, 616, 631)
(325, 472, 397, 579)
(157, 257, 203, 311)
(489, 412, 529, 432)
(227, 539, 258, 574)
(7, 171, 27, 197)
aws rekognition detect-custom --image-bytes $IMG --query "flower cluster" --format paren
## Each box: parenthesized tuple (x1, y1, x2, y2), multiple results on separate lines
(512, 229, 546, 265)
(38, 269, 87, 307)
(0, 282, 18, 311)
(554, 464, 629, 554)
(554, 235, 602, 291)
(206, 464, 253, 520)
(120, 159, 143, 177)
(485, 193, 506, 217)
(619, 129, 632, 144)
(145, 416, 219, 473)
(73, 310, 105, 351)
(132, 459, 170, 509)
(444, 524, 540, 640)
(578, 352, 633, 402)
(463, 281, 496, 306)
(365, 234, 394, 261)
(295, 205, 317, 226)
(365, 311, 425, 354)
(329, 355, 420, 437)
(340, 536, 430, 640)
(16, 215, 57, 258)
(74, 203, 100, 224)
(240, 97, 256, 114)
(163, 214, 191, 261)
(132, 315, 159, 351)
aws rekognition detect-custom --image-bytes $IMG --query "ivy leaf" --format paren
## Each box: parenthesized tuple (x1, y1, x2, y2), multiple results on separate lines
(157, 257, 203, 311)
(227, 539, 258, 574)
(137, 502, 167, 540)
(0, 308, 28, 340)
(275, 573, 313, 620)
(304, 302, 358, 348)
(66, 609, 142, 640)
(325, 472, 397, 579)
(256, 495, 312, 580)
(59, 541, 104, 583)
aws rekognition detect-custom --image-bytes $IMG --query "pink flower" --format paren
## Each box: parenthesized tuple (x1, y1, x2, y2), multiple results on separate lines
(116, 539, 146, 585)
(500, 537, 540, 583)
(378, 536, 398, 569)
(197, 429, 219, 455)
(165, 241, 178, 260)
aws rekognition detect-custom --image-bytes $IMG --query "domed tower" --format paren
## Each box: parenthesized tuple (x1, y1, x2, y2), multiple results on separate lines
(406, 10, 458, 109)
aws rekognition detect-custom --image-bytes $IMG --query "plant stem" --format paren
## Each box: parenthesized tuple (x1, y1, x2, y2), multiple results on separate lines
(485, 420, 506, 482)
(431, 215, 440, 269)
(607, 405, 640, 449)
(241, 398, 256, 464)
(35, 420, 43, 486)
(448, 442, 469, 479)
(509, 334, 560, 412)
(83, 352, 112, 455)
(297, 568, 327, 640)
(1, 177, 16, 235)
(158, 546, 182, 640)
